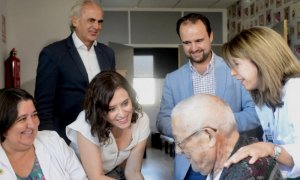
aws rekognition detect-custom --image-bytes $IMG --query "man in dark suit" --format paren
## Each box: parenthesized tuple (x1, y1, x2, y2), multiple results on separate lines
(35, 0, 115, 143)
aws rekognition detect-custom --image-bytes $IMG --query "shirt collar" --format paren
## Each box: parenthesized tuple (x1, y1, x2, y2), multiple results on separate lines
(72, 32, 97, 49)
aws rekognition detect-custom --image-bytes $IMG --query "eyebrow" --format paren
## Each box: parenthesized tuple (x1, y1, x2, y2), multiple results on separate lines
(16, 110, 38, 120)
(88, 18, 104, 23)
(109, 98, 129, 108)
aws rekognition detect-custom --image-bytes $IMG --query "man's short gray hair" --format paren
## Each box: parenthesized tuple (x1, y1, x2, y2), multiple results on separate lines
(171, 94, 237, 135)
(69, 0, 102, 32)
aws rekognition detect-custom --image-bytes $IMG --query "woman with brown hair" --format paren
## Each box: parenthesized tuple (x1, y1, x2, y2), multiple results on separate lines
(66, 71, 150, 180)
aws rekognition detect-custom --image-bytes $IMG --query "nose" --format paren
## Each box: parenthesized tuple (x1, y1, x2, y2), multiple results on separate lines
(116, 107, 125, 117)
(27, 115, 39, 128)
(191, 42, 197, 52)
(94, 21, 102, 30)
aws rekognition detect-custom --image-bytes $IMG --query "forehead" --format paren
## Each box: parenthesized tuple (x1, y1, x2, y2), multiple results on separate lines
(172, 117, 195, 140)
(17, 100, 34, 109)
(109, 88, 130, 105)
(179, 20, 207, 35)
(17, 100, 35, 115)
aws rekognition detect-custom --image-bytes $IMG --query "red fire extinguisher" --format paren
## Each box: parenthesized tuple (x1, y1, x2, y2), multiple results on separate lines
(5, 48, 21, 88)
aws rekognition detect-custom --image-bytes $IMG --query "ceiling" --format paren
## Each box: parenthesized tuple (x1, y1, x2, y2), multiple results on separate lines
(99, 0, 238, 9)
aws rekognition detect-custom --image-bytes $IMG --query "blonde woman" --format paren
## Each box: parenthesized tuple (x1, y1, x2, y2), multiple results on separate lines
(222, 26, 300, 178)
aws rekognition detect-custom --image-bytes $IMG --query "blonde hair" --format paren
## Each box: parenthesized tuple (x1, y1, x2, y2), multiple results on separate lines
(222, 26, 300, 108)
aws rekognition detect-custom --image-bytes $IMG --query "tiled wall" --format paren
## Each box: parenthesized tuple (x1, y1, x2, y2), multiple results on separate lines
(227, 0, 300, 59)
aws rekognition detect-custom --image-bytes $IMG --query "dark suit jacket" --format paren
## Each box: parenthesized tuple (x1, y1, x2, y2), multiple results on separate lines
(34, 35, 115, 142)
(220, 136, 283, 180)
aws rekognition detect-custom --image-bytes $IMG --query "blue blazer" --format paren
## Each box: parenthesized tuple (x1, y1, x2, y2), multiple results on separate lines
(156, 54, 260, 180)
(35, 35, 115, 141)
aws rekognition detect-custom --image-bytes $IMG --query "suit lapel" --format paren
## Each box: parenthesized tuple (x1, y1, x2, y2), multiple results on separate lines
(182, 64, 194, 97)
(66, 36, 89, 83)
(215, 56, 227, 99)
(94, 43, 105, 71)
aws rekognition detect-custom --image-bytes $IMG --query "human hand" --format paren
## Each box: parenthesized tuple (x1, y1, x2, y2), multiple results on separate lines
(224, 142, 274, 168)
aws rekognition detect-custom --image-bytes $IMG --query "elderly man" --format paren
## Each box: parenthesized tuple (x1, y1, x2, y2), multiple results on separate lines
(171, 94, 282, 179)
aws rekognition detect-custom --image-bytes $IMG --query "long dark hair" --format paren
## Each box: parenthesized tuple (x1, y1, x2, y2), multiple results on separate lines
(0, 88, 36, 142)
(83, 71, 142, 144)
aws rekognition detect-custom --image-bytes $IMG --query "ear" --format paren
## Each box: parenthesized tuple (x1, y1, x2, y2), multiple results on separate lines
(209, 31, 214, 43)
(204, 127, 217, 148)
(71, 16, 79, 28)
(3, 132, 7, 138)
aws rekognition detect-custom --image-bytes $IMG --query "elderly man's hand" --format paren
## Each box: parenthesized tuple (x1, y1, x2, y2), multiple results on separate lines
(224, 142, 274, 168)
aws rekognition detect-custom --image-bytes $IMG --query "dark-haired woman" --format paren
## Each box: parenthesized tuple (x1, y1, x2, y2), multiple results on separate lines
(66, 71, 150, 180)
(0, 88, 86, 180)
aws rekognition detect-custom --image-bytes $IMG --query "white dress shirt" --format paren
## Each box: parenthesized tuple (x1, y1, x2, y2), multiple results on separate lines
(72, 32, 100, 82)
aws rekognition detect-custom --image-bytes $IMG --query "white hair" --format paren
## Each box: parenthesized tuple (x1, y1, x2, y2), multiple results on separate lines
(171, 94, 237, 135)
(69, 0, 102, 32)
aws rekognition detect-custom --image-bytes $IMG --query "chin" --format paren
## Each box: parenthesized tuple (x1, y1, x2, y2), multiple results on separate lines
(245, 85, 255, 91)
(20, 140, 35, 148)
(117, 122, 131, 129)
(191, 164, 202, 174)
(191, 163, 211, 176)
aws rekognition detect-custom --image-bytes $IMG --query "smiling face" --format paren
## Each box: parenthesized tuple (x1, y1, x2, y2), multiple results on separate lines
(179, 20, 213, 65)
(107, 87, 133, 130)
(72, 3, 103, 48)
(230, 58, 258, 90)
(3, 100, 39, 150)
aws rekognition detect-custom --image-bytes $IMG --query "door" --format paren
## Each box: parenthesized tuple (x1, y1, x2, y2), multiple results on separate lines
(108, 42, 134, 85)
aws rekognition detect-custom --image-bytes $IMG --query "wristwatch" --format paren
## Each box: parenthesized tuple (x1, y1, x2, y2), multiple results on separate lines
(273, 145, 282, 160)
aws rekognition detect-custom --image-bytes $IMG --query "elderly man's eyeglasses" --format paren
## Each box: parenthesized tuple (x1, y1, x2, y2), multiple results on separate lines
(174, 127, 217, 151)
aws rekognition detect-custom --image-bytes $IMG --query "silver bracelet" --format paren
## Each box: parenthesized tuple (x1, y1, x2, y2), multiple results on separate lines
(273, 145, 282, 160)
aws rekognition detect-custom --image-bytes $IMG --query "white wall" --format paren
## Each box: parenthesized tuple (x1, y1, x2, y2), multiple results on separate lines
(6, 0, 75, 94)
(0, 0, 7, 89)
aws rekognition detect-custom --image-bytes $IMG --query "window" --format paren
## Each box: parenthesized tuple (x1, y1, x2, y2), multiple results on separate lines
(133, 55, 155, 105)
(133, 48, 178, 105)
(133, 78, 155, 105)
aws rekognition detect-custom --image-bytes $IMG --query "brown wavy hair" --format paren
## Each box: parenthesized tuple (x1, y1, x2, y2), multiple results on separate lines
(83, 71, 142, 144)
